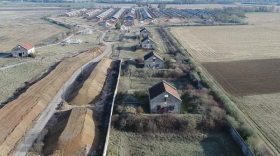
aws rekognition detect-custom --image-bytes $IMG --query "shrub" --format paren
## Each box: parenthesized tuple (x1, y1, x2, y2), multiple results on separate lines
(187, 118, 197, 130)
(33, 141, 44, 153)
(115, 22, 121, 29)
(28, 53, 36, 58)
(237, 122, 256, 140)
(137, 57, 144, 64)
(136, 106, 144, 114)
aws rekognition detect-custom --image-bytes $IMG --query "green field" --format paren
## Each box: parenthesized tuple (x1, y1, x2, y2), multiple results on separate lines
(108, 128, 244, 156)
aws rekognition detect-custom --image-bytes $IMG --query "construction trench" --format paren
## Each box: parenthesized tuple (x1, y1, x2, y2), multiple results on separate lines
(27, 59, 120, 156)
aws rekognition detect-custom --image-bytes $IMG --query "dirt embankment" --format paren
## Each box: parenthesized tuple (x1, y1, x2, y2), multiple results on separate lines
(43, 107, 99, 156)
(0, 47, 104, 155)
(66, 59, 113, 105)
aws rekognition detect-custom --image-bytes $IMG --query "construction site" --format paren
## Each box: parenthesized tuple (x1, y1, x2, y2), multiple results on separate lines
(1, 2, 279, 156)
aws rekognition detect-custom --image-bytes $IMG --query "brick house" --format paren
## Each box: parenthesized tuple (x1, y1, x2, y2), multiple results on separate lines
(12, 41, 35, 57)
(140, 28, 151, 38)
(148, 80, 182, 114)
(141, 36, 156, 49)
(143, 51, 164, 69)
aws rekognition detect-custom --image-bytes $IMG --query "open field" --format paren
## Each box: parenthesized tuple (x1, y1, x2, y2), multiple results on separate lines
(170, 13, 280, 62)
(202, 59, 280, 96)
(0, 9, 68, 52)
(0, 47, 104, 155)
(108, 127, 243, 156)
(170, 13, 280, 154)
(43, 107, 99, 156)
(235, 93, 280, 153)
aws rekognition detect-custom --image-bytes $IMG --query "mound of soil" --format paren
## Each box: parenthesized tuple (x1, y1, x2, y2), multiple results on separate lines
(43, 107, 99, 156)
(0, 47, 104, 155)
(67, 59, 113, 105)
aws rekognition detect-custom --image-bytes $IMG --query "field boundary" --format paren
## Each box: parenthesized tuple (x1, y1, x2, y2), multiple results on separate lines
(228, 124, 255, 156)
(102, 59, 122, 156)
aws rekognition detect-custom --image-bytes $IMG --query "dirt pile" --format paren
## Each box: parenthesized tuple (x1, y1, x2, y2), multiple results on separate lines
(67, 59, 112, 105)
(44, 107, 99, 156)
(0, 47, 104, 155)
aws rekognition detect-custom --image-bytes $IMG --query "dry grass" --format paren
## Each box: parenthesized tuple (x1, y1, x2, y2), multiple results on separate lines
(236, 93, 280, 153)
(108, 127, 244, 156)
(0, 10, 68, 52)
(170, 13, 280, 62)
(118, 76, 189, 95)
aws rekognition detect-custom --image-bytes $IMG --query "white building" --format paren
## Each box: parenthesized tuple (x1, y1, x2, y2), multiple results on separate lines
(12, 42, 35, 57)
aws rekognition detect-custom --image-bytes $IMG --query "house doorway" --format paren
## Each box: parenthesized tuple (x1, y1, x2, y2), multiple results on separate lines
(18, 53, 22, 57)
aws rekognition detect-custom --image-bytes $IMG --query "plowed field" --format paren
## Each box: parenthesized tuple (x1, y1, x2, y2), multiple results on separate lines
(0, 47, 104, 155)
(202, 59, 280, 96)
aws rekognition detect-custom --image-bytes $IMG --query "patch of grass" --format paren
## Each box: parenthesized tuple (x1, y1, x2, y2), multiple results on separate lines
(108, 128, 244, 156)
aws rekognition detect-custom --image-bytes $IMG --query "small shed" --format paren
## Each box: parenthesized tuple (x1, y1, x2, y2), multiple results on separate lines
(12, 42, 35, 57)
(148, 80, 182, 114)
(143, 51, 164, 69)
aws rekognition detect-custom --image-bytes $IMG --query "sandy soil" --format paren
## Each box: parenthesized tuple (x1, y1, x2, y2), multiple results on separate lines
(0, 47, 104, 155)
(43, 107, 99, 156)
(66, 58, 113, 105)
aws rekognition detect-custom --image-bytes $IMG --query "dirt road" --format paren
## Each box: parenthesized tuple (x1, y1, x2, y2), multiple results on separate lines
(12, 31, 112, 156)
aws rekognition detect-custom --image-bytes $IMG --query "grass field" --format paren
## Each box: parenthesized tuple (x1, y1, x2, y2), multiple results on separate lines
(118, 76, 189, 94)
(170, 13, 280, 62)
(108, 128, 244, 156)
(0, 9, 68, 52)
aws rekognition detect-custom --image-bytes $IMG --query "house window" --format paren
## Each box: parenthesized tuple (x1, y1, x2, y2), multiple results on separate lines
(151, 45, 153, 48)
(164, 94, 168, 103)
(153, 57, 155, 62)
(169, 106, 174, 111)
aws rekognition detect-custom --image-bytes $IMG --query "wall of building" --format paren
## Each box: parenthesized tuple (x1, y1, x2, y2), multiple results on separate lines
(149, 91, 181, 114)
(12, 46, 28, 57)
(144, 56, 163, 69)
(141, 40, 155, 49)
